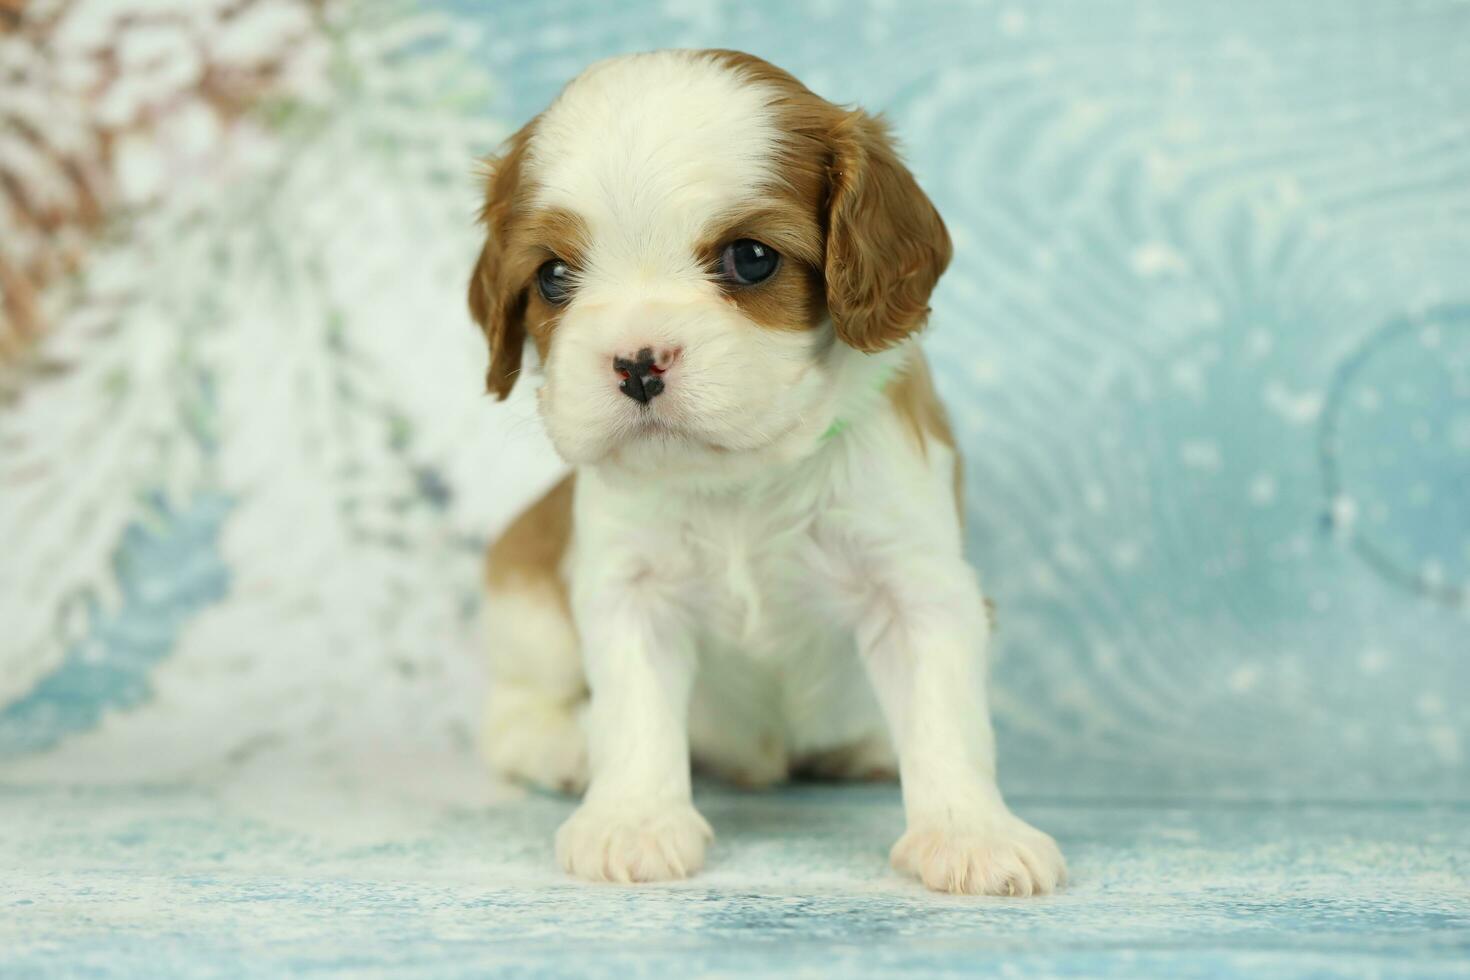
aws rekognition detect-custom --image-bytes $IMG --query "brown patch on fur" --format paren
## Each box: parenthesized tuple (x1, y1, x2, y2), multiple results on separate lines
(697, 204, 826, 331)
(703, 50, 952, 351)
(885, 348, 965, 521)
(823, 113, 953, 351)
(885, 349, 955, 455)
(503, 206, 590, 363)
(468, 119, 540, 400)
(486, 473, 574, 614)
(470, 119, 592, 394)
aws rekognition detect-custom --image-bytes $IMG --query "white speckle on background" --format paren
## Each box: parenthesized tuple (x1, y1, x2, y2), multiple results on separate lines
(1426, 724, 1462, 765)
(1274, 175, 1303, 208)
(1170, 358, 1207, 398)
(1053, 538, 1088, 571)
(161, 100, 223, 160)
(112, 133, 165, 203)
(1111, 540, 1141, 569)
(1131, 242, 1187, 278)
(967, 359, 999, 385)
(1264, 381, 1323, 425)
(1248, 474, 1277, 505)
(1000, 9, 1028, 36)
(1449, 414, 1470, 451)
(1359, 648, 1389, 675)
(1228, 664, 1261, 693)
(1421, 561, 1446, 589)
(1180, 440, 1222, 471)
(1146, 150, 1182, 192)
(1416, 692, 1445, 717)
(1246, 329, 1274, 360)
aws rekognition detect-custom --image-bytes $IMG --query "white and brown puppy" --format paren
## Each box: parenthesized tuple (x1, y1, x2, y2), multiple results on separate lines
(469, 49, 1064, 896)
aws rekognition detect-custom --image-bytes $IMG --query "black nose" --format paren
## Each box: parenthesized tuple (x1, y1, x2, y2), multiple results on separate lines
(614, 347, 665, 405)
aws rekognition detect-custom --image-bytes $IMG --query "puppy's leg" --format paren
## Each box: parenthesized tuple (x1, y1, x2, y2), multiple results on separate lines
(858, 561, 1065, 896)
(482, 476, 588, 795)
(482, 584, 588, 794)
(555, 577, 711, 883)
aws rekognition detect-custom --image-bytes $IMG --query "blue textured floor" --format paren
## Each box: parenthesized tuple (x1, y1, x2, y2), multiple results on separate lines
(6, 785, 1468, 978)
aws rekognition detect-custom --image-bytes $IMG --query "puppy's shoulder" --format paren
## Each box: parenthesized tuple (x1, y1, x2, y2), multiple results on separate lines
(487, 473, 575, 594)
(883, 348, 956, 459)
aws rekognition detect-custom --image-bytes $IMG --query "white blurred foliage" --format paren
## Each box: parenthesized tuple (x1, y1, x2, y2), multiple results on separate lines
(1, 4, 562, 818)
(0, 0, 327, 351)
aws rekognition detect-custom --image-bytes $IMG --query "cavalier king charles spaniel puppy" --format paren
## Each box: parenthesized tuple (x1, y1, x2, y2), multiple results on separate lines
(468, 49, 1065, 896)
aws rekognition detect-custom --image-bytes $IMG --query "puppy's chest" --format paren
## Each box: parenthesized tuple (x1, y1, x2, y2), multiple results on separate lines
(672, 500, 844, 657)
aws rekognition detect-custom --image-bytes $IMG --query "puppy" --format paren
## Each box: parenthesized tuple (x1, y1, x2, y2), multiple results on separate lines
(468, 50, 1065, 896)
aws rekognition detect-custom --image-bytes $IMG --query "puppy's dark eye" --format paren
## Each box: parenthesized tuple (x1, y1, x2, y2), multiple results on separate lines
(719, 239, 779, 285)
(536, 258, 573, 304)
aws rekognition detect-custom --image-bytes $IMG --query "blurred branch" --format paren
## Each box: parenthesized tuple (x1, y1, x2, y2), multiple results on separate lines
(0, 0, 329, 370)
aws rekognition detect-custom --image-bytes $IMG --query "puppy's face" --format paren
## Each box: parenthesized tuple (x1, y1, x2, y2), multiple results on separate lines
(469, 50, 951, 474)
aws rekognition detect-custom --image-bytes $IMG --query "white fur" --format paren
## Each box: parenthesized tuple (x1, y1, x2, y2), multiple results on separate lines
(484, 51, 1064, 896)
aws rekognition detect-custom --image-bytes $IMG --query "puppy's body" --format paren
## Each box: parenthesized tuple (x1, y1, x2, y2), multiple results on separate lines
(470, 50, 1064, 895)
(487, 344, 956, 790)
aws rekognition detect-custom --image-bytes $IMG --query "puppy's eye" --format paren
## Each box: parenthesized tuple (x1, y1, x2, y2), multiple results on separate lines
(719, 239, 779, 285)
(536, 258, 574, 304)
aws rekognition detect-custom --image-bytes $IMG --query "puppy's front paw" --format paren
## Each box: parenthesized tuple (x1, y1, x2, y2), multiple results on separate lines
(891, 813, 1066, 896)
(556, 800, 712, 883)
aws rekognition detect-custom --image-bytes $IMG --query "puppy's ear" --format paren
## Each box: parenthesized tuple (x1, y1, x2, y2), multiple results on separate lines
(469, 125, 534, 400)
(468, 237, 527, 401)
(824, 111, 952, 352)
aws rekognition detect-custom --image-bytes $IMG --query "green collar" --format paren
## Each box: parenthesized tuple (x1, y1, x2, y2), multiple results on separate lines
(819, 417, 850, 441)
(819, 365, 897, 442)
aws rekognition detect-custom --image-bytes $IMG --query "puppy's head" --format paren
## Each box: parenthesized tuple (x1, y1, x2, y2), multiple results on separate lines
(468, 50, 950, 474)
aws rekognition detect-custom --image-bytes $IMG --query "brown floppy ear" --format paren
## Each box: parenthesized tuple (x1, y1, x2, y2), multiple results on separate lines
(468, 125, 534, 400)
(468, 237, 527, 401)
(824, 111, 952, 352)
